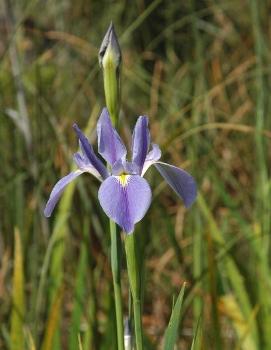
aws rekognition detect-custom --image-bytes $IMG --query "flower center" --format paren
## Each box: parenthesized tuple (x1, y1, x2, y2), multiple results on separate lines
(117, 174, 130, 187)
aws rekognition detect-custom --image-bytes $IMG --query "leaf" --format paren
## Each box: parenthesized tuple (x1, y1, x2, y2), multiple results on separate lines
(26, 329, 37, 350)
(190, 316, 202, 350)
(10, 227, 25, 350)
(219, 294, 258, 350)
(197, 193, 259, 347)
(41, 287, 63, 350)
(68, 223, 88, 350)
(163, 283, 186, 350)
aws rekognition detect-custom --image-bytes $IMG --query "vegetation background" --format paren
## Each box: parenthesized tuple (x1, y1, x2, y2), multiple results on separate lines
(0, 0, 270, 349)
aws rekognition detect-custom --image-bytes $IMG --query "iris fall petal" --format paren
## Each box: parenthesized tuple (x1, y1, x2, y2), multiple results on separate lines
(98, 175, 152, 233)
(154, 162, 197, 208)
(44, 170, 83, 217)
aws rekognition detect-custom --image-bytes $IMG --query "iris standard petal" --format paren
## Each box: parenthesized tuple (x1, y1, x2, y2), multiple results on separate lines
(132, 116, 150, 174)
(98, 175, 152, 233)
(44, 170, 83, 217)
(141, 143, 162, 176)
(154, 162, 197, 208)
(97, 108, 126, 165)
(73, 124, 108, 179)
(73, 153, 102, 181)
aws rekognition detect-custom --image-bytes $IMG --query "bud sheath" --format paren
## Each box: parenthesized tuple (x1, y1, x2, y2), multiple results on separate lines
(99, 23, 121, 127)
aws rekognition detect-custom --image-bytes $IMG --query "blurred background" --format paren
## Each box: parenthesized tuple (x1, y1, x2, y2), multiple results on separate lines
(0, 0, 271, 349)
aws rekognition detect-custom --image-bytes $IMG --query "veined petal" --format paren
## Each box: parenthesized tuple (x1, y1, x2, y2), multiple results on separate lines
(44, 170, 83, 217)
(141, 143, 161, 176)
(97, 108, 126, 165)
(73, 153, 102, 181)
(132, 116, 150, 174)
(73, 124, 108, 179)
(154, 162, 197, 208)
(98, 175, 152, 233)
(111, 159, 139, 176)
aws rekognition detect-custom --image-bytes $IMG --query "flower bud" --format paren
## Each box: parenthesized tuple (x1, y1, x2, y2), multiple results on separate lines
(99, 23, 122, 126)
(99, 22, 121, 71)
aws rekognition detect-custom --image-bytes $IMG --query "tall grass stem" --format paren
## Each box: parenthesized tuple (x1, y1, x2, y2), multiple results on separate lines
(125, 234, 143, 350)
(110, 220, 125, 350)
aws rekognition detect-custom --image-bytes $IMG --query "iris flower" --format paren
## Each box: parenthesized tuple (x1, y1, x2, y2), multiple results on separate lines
(44, 108, 197, 233)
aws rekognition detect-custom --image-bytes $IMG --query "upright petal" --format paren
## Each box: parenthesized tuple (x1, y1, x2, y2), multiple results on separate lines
(73, 153, 102, 181)
(97, 108, 126, 165)
(98, 175, 152, 233)
(154, 162, 197, 208)
(73, 124, 108, 179)
(141, 143, 161, 176)
(132, 116, 150, 174)
(44, 170, 83, 217)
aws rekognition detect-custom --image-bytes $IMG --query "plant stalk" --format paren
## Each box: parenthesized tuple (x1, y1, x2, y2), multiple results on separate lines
(100, 23, 124, 349)
(110, 219, 125, 350)
(125, 234, 143, 350)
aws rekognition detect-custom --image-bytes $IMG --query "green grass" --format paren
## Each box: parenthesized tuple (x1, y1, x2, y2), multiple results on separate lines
(1, 0, 271, 349)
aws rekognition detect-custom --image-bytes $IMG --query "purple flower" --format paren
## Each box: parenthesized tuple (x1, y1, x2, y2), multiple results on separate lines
(44, 108, 197, 233)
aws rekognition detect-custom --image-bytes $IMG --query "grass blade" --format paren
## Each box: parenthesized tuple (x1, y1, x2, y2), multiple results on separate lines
(41, 287, 63, 350)
(68, 220, 89, 350)
(10, 227, 25, 350)
(163, 283, 186, 350)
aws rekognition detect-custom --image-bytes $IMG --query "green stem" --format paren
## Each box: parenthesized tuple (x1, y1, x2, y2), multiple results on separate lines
(125, 234, 143, 350)
(133, 299, 143, 350)
(110, 219, 125, 350)
(104, 63, 120, 127)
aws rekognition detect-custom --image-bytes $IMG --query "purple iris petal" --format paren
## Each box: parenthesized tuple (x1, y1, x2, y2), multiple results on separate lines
(111, 158, 125, 175)
(73, 123, 108, 179)
(123, 161, 140, 175)
(98, 175, 152, 233)
(44, 170, 83, 217)
(132, 116, 150, 174)
(73, 153, 102, 181)
(97, 108, 126, 165)
(141, 143, 162, 175)
(154, 162, 197, 208)
(111, 160, 139, 176)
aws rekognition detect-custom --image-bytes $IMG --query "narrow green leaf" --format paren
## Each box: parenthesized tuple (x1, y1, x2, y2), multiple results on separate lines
(197, 193, 259, 347)
(163, 283, 186, 350)
(41, 287, 63, 350)
(190, 316, 201, 350)
(25, 328, 36, 350)
(219, 294, 258, 350)
(68, 222, 88, 350)
(10, 227, 25, 350)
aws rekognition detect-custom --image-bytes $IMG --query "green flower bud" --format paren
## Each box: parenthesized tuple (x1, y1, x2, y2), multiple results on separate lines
(99, 22, 122, 126)
(99, 22, 121, 70)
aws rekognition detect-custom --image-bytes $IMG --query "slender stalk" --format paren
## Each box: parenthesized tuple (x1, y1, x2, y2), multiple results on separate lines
(100, 23, 124, 349)
(125, 234, 143, 350)
(133, 300, 143, 350)
(110, 220, 125, 350)
(103, 63, 120, 127)
(249, 1, 271, 348)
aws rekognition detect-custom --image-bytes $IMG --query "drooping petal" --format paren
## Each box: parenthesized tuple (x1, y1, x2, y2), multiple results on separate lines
(73, 123, 108, 179)
(44, 170, 83, 217)
(98, 175, 152, 233)
(141, 143, 162, 176)
(73, 153, 102, 181)
(97, 108, 126, 165)
(132, 116, 150, 174)
(154, 162, 197, 208)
